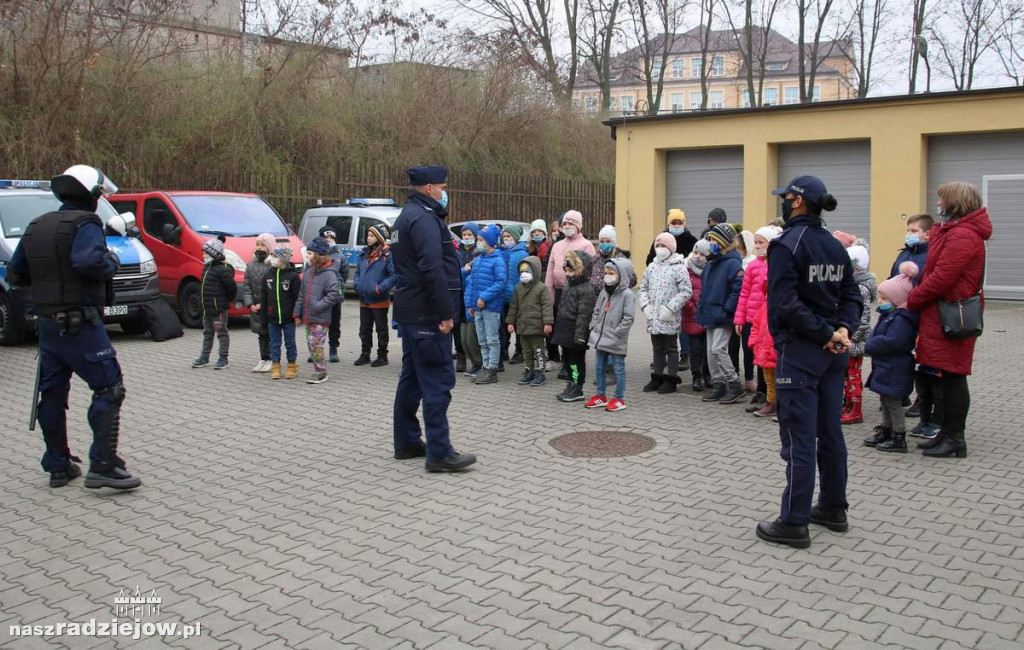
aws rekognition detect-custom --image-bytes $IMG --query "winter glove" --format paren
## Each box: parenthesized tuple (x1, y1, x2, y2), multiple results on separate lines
(643, 306, 654, 321)
(658, 305, 675, 323)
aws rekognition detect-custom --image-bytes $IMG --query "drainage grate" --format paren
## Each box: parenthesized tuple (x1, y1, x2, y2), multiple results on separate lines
(549, 431, 657, 458)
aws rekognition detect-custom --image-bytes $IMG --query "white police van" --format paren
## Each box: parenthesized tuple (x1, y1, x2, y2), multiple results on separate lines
(297, 198, 401, 290)
(0, 179, 160, 345)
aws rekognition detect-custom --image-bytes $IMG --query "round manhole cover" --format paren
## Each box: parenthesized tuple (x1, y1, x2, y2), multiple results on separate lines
(549, 431, 657, 458)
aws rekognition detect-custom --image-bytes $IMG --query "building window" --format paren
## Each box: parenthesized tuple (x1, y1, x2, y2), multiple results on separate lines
(691, 57, 701, 78)
(672, 59, 685, 79)
(572, 97, 581, 110)
(764, 87, 778, 106)
(650, 59, 663, 80)
(784, 87, 799, 104)
(811, 85, 821, 102)
(741, 92, 751, 108)
(689, 91, 702, 110)
(766, 61, 787, 71)
(709, 90, 724, 109)
(620, 95, 634, 113)
(670, 93, 684, 112)
(584, 96, 597, 112)
(711, 56, 724, 77)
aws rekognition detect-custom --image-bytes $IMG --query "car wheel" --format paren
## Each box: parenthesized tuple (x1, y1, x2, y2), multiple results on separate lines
(0, 291, 28, 346)
(119, 317, 149, 335)
(178, 281, 202, 329)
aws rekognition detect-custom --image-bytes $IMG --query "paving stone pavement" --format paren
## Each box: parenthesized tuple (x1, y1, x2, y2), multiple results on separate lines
(2, 302, 1024, 649)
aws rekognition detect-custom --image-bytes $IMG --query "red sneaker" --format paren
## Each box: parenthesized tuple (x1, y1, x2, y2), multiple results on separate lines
(605, 398, 627, 412)
(754, 402, 776, 418)
(585, 395, 609, 409)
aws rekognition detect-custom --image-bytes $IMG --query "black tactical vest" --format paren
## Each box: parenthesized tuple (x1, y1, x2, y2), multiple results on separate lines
(21, 210, 108, 316)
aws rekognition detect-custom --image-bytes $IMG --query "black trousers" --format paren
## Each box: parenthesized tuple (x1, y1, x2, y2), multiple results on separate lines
(547, 288, 562, 363)
(916, 371, 944, 426)
(563, 346, 586, 386)
(359, 307, 390, 355)
(687, 333, 709, 381)
(329, 303, 341, 350)
(728, 324, 755, 382)
(651, 334, 679, 376)
(453, 291, 465, 355)
(500, 303, 522, 360)
(939, 372, 969, 440)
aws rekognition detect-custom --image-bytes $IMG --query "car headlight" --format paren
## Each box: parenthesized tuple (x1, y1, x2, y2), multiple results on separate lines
(223, 248, 247, 273)
(140, 259, 157, 275)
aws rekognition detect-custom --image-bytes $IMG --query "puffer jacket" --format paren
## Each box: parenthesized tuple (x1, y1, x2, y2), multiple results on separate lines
(589, 257, 636, 355)
(750, 288, 776, 369)
(327, 247, 350, 303)
(734, 255, 767, 326)
(545, 232, 596, 296)
(890, 242, 928, 285)
(458, 224, 481, 322)
(294, 260, 339, 324)
(201, 260, 237, 317)
(589, 247, 634, 294)
(638, 253, 692, 335)
(681, 260, 705, 336)
(907, 207, 992, 376)
(506, 256, 554, 336)
(503, 241, 529, 304)
(551, 251, 597, 350)
(848, 271, 878, 357)
(697, 249, 743, 329)
(354, 244, 397, 307)
(262, 266, 301, 325)
(865, 307, 920, 399)
(465, 248, 507, 312)
(243, 255, 273, 331)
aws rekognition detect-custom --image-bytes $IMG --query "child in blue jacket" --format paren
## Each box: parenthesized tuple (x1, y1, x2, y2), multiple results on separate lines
(353, 223, 397, 368)
(469, 225, 508, 384)
(696, 224, 745, 404)
(864, 262, 921, 453)
(459, 223, 483, 376)
(501, 224, 529, 364)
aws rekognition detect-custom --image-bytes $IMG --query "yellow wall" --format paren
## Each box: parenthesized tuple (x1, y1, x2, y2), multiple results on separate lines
(612, 90, 1024, 278)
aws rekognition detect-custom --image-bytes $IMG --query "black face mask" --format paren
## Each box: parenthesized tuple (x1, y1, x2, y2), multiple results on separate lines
(781, 198, 794, 221)
(254, 249, 268, 262)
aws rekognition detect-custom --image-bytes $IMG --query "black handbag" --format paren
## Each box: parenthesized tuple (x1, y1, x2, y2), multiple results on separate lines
(937, 259, 984, 339)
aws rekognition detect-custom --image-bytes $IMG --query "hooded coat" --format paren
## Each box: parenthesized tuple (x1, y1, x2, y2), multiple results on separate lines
(589, 257, 636, 355)
(681, 257, 706, 337)
(294, 260, 340, 324)
(354, 243, 397, 306)
(848, 270, 878, 358)
(551, 250, 597, 350)
(465, 245, 507, 313)
(201, 259, 237, 317)
(545, 230, 596, 296)
(865, 307, 920, 399)
(696, 248, 743, 329)
(733, 255, 767, 326)
(243, 254, 273, 332)
(639, 252, 692, 335)
(907, 207, 993, 376)
(506, 256, 554, 336)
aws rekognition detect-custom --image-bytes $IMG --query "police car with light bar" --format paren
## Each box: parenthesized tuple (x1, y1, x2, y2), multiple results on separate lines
(297, 198, 402, 290)
(0, 179, 161, 345)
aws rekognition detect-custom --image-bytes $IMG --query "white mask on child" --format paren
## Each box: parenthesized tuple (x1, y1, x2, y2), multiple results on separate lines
(655, 247, 670, 261)
(520, 272, 533, 284)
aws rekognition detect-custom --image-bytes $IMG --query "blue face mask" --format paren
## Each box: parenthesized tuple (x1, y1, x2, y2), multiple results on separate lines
(476, 242, 487, 253)
(877, 303, 894, 313)
(599, 242, 615, 254)
(905, 233, 920, 247)
(668, 227, 684, 236)
(709, 243, 722, 256)
(439, 190, 449, 209)
(532, 235, 546, 243)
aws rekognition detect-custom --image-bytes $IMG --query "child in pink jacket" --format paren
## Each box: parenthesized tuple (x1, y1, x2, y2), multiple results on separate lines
(734, 225, 781, 410)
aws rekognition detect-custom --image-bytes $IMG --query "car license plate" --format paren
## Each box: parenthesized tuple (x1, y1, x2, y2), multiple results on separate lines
(103, 305, 129, 317)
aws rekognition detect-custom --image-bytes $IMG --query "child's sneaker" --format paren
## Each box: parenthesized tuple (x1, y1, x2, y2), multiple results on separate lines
(214, 358, 229, 370)
(754, 402, 776, 418)
(605, 398, 627, 412)
(191, 357, 209, 368)
(530, 371, 546, 387)
(465, 366, 481, 378)
(306, 372, 328, 384)
(585, 395, 609, 409)
(517, 369, 534, 385)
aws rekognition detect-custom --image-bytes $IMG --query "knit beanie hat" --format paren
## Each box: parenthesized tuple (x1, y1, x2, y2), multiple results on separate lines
(739, 230, 755, 256)
(832, 230, 857, 248)
(367, 223, 390, 246)
(707, 223, 736, 248)
(846, 244, 870, 271)
(319, 225, 339, 241)
(256, 233, 276, 252)
(654, 232, 677, 254)
(754, 225, 783, 242)
(730, 222, 744, 236)
(561, 210, 583, 230)
(708, 207, 727, 224)
(460, 222, 481, 238)
(530, 219, 547, 235)
(307, 236, 331, 256)
(686, 252, 706, 273)
(479, 224, 502, 248)
(502, 224, 524, 242)
(693, 238, 712, 256)
(272, 245, 293, 264)
(202, 236, 225, 260)
(877, 262, 919, 308)
(667, 209, 686, 225)
(599, 224, 617, 242)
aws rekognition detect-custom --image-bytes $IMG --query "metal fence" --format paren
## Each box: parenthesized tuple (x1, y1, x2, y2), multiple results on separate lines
(102, 159, 614, 235)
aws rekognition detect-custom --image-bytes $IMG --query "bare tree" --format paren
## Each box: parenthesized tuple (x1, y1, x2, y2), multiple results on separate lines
(836, 0, 889, 97)
(622, 0, 687, 115)
(697, 0, 717, 109)
(908, 0, 929, 92)
(579, 0, 623, 112)
(928, 0, 1001, 90)
(720, 0, 783, 107)
(796, 0, 842, 102)
(991, 0, 1024, 85)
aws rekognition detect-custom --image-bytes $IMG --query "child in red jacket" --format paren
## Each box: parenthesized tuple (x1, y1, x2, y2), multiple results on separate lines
(682, 248, 710, 391)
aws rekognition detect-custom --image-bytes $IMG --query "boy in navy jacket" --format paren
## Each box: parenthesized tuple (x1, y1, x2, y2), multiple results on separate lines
(696, 224, 745, 404)
(353, 223, 397, 367)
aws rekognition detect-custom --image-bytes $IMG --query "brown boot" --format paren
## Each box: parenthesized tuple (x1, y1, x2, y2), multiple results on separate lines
(270, 363, 281, 380)
(285, 362, 298, 379)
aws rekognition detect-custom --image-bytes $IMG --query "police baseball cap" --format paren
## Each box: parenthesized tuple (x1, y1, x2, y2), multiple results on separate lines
(772, 175, 828, 205)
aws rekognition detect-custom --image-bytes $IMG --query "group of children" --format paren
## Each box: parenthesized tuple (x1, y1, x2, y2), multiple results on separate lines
(193, 222, 396, 385)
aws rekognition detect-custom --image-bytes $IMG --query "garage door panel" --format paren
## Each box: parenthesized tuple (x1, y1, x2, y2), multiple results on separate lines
(984, 177, 1024, 300)
(666, 148, 744, 225)
(777, 141, 871, 241)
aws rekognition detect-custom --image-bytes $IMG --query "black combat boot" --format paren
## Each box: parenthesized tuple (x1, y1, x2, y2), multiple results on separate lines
(658, 375, 681, 394)
(863, 426, 891, 448)
(876, 430, 908, 453)
(756, 519, 810, 549)
(643, 374, 664, 392)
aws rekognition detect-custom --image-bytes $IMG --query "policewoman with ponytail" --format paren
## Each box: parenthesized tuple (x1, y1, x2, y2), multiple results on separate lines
(756, 176, 863, 549)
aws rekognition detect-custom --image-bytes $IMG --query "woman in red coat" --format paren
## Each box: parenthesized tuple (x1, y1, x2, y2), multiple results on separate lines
(906, 182, 992, 459)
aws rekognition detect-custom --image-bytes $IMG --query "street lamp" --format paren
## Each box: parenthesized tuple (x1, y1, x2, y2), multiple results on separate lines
(913, 35, 931, 94)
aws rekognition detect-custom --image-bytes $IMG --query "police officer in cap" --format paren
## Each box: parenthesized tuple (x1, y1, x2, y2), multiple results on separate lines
(391, 165, 476, 472)
(9, 165, 142, 490)
(757, 175, 861, 548)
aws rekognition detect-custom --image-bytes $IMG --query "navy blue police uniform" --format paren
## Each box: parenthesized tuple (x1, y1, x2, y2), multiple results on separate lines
(9, 168, 141, 489)
(390, 165, 474, 470)
(762, 176, 862, 544)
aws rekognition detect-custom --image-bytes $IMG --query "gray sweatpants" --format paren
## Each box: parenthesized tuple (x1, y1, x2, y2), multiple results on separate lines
(880, 395, 906, 433)
(200, 310, 229, 361)
(707, 326, 738, 385)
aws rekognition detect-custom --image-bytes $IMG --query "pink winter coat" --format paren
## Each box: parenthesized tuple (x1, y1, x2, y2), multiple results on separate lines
(545, 233, 596, 298)
(734, 255, 767, 326)
(750, 298, 776, 368)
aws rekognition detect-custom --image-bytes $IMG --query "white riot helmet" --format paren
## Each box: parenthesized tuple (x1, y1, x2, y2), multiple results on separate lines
(50, 165, 119, 201)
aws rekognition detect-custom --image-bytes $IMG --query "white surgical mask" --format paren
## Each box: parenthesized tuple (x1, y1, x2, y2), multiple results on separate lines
(603, 274, 618, 286)
(655, 247, 670, 261)
(755, 247, 768, 258)
(503, 239, 516, 249)
(562, 226, 577, 238)
(520, 271, 533, 284)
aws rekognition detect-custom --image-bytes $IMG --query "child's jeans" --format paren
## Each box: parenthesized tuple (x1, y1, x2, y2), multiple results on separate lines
(268, 321, 297, 363)
(200, 310, 229, 361)
(474, 309, 502, 369)
(595, 351, 626, 400)
(307, 323, 329, 374)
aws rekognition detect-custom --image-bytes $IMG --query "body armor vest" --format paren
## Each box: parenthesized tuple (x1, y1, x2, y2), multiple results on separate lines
(22, 210, 108, 316)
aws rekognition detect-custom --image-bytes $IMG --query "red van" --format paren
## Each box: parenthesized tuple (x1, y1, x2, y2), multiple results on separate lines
(109, 191, 304, 327)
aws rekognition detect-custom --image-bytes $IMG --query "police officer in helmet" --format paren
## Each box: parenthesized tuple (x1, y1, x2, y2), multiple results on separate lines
(391, 165, 476, 472)
(757, 175, 862, 548)
(9, 165, 142, 490)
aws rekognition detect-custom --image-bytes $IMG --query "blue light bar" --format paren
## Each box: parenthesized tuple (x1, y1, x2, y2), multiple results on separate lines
(347, 198, 396, 207)
(0, 179, 50, 190)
